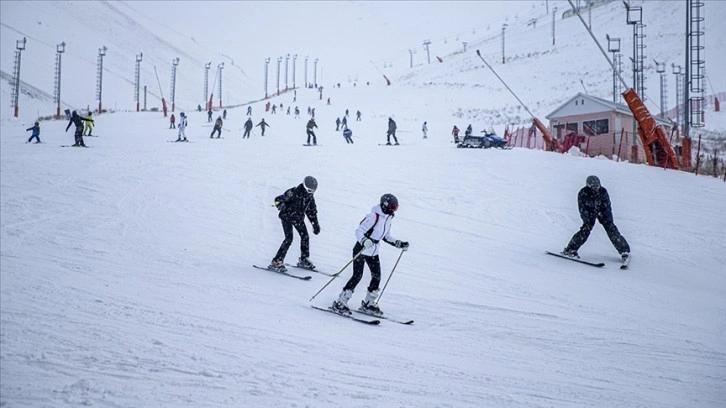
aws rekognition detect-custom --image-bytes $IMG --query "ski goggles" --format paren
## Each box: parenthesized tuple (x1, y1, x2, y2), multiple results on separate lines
(304, 185, 316, 194)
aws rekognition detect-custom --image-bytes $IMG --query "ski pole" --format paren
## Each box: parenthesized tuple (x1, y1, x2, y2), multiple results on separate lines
(376, 249, 405, 305)
(309, 249, 365, 301)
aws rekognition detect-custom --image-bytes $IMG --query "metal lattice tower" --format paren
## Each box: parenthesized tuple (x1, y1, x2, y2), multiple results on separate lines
(276, 57, 281, 94)
(217, 63, 224, 108)
(607, 35, 621, 103)
(285, 54, 290, 91)
(292, 54, 297, 89)
(655, 60, 666, 117)
(264, 58, 270, 98)
(204, 62, 211, 106)
(313, 58, 318, 87)
(134, 53, 143, 112)
(96, 46, 107, 113)
(11, 37, 26, 117)
(672, 64, 684, 131)
(54, 42, 65, 118)
(170, 58, 179, 112)
(625, 4, 646, 101)
(686, 0, 705, 132)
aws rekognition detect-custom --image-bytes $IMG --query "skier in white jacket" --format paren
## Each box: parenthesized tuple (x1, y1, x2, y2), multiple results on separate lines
(175, 112, 188, 142)
(332, 194, 409, 316)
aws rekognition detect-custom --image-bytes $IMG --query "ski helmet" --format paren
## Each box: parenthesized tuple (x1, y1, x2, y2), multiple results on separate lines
(180, 112, 185, 117)
(586, 175, 601, 189)
(380, 193, 399, 214)
(303, 176, 318, 193)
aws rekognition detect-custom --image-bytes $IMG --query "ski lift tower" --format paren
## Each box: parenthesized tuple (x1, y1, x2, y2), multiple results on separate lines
(672, 64, 684, 132)
(606, 34, 621, 103)
(654, 59, 666, 118)
(54, 42, 65, 119)
(134, 52, 143, 112)
(217, 62, 224, 108)
(11, 37, 26, 118)
(96, 46, 107, 113)
(685, 0, 706, 137)
(170, 57, 179, 112)
(264, 58, 270, 98)
(204, 62, 211, 108)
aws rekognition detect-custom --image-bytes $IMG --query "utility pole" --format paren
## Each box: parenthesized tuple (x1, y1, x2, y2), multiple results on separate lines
(292, 54, 297, 89)
(654, 59, 666, 118)
(217, 62, 224, 108)
(135, 52, 143, 112)
(314, 58, 319, 87)
(409, 49, 414, 68)
(606, 34, 621, 102)
(170, 57, 179, 112)
(11, 37, 26, 118)
(501, 24, 508, 64)
(423, 40, 431, 64)
(276, 57, 282, 94)
(264, 58, 270, 98)
(285, 53, 290, 91)
(552, 8, 557, 46)
(54, 42, 65, 119)
(96, 46, 107, 113)
(304, 56, 309, 88)
(204, 62, 211, 109)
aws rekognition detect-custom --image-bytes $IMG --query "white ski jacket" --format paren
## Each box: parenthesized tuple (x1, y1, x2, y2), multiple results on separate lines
(355, 204, 397, 257)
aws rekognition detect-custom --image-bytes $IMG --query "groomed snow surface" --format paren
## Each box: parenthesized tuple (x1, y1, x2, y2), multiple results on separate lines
(2, 87, 725, 407)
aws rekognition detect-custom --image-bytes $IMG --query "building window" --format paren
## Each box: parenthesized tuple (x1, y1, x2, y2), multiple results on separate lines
(554, 123, 565, 137)
(583, 119, 609, 136)
(566, 122, 578, 134)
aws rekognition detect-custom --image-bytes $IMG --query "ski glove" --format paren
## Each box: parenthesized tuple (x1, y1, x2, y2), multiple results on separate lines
(312, 223, 321, 235)
(361, 238, 375, 249)
(395, 240, 409, 251)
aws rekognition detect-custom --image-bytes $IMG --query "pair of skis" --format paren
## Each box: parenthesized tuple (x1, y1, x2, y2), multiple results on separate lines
(310, 305, 414, 325)
(545, 251, 630, 270)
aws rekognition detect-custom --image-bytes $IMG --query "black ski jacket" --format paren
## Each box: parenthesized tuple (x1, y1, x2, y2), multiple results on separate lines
(275, 184, 319, 226)
(578, 186, 613, 222)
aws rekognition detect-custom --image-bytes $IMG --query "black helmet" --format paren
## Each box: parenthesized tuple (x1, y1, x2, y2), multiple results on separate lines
(586, 175, 601, 189)
(180, 112, 185, 117)
(34, 121, 39, 125)
(380, 193, 399, 215)
(303, 176, 317, 193)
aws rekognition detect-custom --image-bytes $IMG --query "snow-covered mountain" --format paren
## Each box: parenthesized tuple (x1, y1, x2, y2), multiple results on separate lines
(1, 1, 725, 407)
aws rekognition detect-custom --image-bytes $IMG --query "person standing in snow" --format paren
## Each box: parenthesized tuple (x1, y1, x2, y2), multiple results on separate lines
(247, 106, 252, 116)
(331, 194, 409, 316)
(356, 110, 361, 121)
(269, 176, 321, 272)
(84, 112, 94, 136)
(210, 116, 223, 138)
(65, 111, 93, 147)
(422, 121, 428, 139)
(306, 118, 318, 145)
(169, 113, 176, 129)
(256, 118, 270, 136)
(175, 112, 188, 142)
(385, 117, 399, 145)
(464, 124, 473, 137)
(207, 109, 213, 122)
(562, 176, 630, 261)
(26, 121, 41, 143)
(223, 109, 227, 120)
(242, 118, 253, 138)
(452, 125, 460, 143)
(341, 115, 348, 130)
(335, 117, 341, 131)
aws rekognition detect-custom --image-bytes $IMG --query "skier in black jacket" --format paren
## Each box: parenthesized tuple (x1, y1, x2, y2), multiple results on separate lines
(562, 175, 630, 261)
(269, 176, 321, 272)
(65, 111, 93, 147)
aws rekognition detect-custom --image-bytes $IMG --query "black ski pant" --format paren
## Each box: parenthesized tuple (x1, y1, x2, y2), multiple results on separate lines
(386, 130, 398, 144)
(243, 128, 252, 138)
(567, 212, 630, 254)
(73, 126, 85, 146)
(273, 218, 309, 263)
(343, 242, 381, 293)
(306, 129, 317, 144)
(210, 127, 221, 138)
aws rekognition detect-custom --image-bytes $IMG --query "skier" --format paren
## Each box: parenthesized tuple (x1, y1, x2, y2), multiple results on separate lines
(464, 124, 473, 137)
(26, 121, 41, 143)
(271, 105, 277, 114)
(256, 118, 270, 136)
(385, 117, 398, 145)
(197, 104, 202, 112)
(562, 176, 630, 262)
(294, 107, 300, 118)
(84, 112, 94, 136)
(331, 193, 409, 316)
(247, 106, 252, 116)
(175, 112, 188, 142)
(306, 118, 318, 145)
(335, 117, 341, 131)
(169, 113, 176, 129)
(210, 116, 223, 138)
(356, 110, 361, 121)
(343, 126, 353, 144)
(452, 125, 461, 143)
(242, 118, 253, 138)
(341, 115, 348, 130)
(207, 109, 213, 122)
(422, 121, 428, 139)
(269, 176, 321, 272)
(65, 111, 93, 147)
(223, 109, 227, 120)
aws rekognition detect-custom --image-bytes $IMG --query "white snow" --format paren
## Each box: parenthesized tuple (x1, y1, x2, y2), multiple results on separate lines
(2, 1, 726, 407)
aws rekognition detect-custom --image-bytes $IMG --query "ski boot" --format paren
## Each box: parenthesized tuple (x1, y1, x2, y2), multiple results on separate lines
(561, 247, 579, 259)
(358, 290, 383, 317)
(331, 290, 353, 315)
(620, 252, 630, 262)
(268, 260, 287, 273)
(296, 257, 316, 270)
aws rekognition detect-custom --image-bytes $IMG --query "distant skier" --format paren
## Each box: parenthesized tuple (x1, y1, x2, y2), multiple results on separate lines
(452, 125, 460, 143)
(306, 118, 318, 145)
(422, 121, 428, 139)
(65, 111, 93, 147)
(223, 109, 227, 120)
(356, 110, 361, 121)
(210, 116, 223, 138)
(242, 118, 253, 138)
(175, 112, 188, 142)
(272, 105, 277, 114)
(256, 118, 270, 136)
(343, 126, 353, 144)
(169, 113, 176, 129)
(341, 115, 348, 130)
(268, 176, 321, 272)
(562, 175, 630, 262)
(247, 106, 252, 116)
(26, 121, 41, 143)
(331, 193, 409, 316)
(207, 109, 213, 122)
(84, 112, 94, 136)
(385, 117, 398, 145)
(464, 124, 473, 137)
(335, 117, 341, 131)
